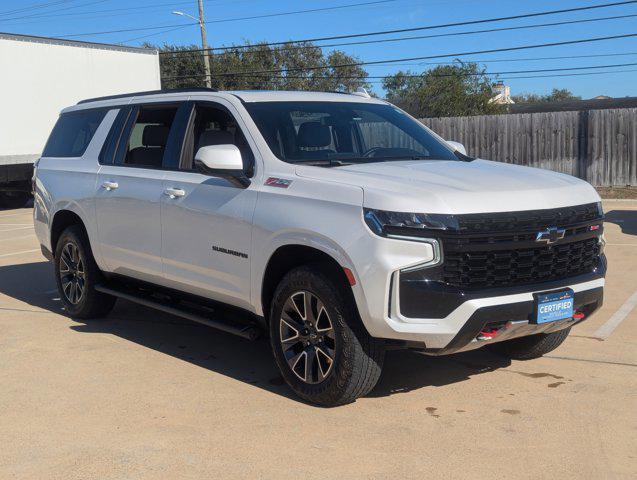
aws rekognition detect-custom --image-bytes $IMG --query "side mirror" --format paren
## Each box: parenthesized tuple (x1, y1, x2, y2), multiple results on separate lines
(446, 140, 467, 156)
(194, 144, 250, 188)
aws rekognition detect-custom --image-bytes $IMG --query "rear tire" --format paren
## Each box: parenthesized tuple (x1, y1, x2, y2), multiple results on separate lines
(54, 225, 116, 319)
(269, 265, 384, 407)
(490, 328, 571, 360)
(0, 191, 30, 209)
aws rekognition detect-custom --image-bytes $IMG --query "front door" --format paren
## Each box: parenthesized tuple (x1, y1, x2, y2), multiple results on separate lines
(160, 101, 258, 310)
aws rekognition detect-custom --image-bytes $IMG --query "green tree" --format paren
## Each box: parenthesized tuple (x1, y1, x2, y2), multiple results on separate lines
(511, 88, 581, 104)
(151, 41, 371, 92)
(382, 61, 506, 118)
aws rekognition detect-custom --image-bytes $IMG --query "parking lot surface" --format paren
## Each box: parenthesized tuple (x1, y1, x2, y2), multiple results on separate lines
(1, 201, 636, 479)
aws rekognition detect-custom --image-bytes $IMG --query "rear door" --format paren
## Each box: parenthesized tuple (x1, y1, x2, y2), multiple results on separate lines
(94, 102, 186, 283)
(159, 100, 258, 310)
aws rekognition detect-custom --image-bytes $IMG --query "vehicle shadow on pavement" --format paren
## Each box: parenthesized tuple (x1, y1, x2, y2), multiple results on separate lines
(371, 349, 511, 398)
(605, 210, 637, 236)
(0, 260, 513, 404)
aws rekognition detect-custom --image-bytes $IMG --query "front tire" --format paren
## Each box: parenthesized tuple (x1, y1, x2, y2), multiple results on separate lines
(269, 265, 384, 407)
(54, 225, 116, 319)
(490, 328, 571, 360)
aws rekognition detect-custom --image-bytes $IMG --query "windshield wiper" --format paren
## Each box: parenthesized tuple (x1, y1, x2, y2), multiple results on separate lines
(294, 159, 355, 168)
(332, 155, 436, 165)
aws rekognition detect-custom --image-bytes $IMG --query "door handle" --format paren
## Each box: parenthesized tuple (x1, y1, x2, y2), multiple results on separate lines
(164, 187, 185, 199)
(101, 181, 118, 191)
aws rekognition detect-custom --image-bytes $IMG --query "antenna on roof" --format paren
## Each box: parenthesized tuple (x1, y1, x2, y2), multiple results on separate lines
(351, 87, 371, 99)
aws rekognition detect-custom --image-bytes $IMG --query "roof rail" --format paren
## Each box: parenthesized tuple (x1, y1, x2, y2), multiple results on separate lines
(77, 87, 218, 105)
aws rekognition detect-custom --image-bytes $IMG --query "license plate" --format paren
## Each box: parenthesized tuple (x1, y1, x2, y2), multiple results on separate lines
(535, 290, 574, 324)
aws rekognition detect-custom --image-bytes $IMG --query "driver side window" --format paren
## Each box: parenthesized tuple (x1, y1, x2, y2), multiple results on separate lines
(182, 103, 254, 176)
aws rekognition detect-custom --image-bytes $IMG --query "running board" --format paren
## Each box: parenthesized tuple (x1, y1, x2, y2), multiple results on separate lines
(95, 284, 261, 341)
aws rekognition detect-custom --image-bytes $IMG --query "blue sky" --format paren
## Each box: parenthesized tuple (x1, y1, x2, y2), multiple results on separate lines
(1, 0, 636, 98)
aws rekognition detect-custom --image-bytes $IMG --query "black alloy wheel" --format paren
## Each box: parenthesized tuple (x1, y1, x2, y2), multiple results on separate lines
(58, 241, 86, 305)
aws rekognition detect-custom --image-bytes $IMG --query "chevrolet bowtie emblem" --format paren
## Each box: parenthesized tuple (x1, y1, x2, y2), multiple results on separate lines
(535, 227, 566, 244)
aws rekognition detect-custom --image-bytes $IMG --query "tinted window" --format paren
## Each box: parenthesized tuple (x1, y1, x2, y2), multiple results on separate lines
(98, 108, 130, 165)
(244, 101, 458, 165)
(181, 103, 254, 175)
(43, 109, 107, 158)
(122, 105, 178, 168)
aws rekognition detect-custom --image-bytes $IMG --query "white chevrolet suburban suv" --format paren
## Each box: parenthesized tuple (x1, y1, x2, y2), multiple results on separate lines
(34, 88, 606, 406)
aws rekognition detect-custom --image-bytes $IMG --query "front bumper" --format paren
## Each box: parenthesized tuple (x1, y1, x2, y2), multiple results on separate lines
(364, 271, 605, 352)
(417, 285, 603, 355)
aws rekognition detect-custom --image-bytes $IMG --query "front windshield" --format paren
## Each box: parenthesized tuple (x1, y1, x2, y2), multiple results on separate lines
(244, 101, 459, 165)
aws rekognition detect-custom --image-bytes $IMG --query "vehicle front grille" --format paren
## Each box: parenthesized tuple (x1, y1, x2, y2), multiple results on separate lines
(454, 203, 601, 234)
(442, 237, 601, 289)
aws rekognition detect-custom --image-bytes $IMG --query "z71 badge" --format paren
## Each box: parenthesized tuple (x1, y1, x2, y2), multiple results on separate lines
(264, 177, 292, 188)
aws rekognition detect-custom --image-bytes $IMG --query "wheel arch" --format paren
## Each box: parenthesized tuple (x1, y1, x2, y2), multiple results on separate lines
(50, 209, 89, 253)
(260, 244, 357, 326)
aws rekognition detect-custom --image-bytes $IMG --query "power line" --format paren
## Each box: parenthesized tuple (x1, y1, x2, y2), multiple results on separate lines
(0, 0, 110, 21)
(46, 0, 400, 38)
(376, 51, 637, 67)
(161, 0, 637, 54)
(496, 68, 637, 81)
(0, 0, 73, 17)
(160, 62, 637, 81)
(0, 0, 392, 24)
(204, 0, 398, 24)
(360, 68, 637, 84)
(119, 24, 193, 44)
(163, 51, 637, 68)
(54, 22, 197, 38)
(164, 12, 637, 57)
(160, 32, 637, 79)
(0, 1, 193, 21)
(41, 0, 637, 42)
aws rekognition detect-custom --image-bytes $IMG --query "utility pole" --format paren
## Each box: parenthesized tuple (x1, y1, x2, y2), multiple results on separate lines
(197, 0, 212, 88)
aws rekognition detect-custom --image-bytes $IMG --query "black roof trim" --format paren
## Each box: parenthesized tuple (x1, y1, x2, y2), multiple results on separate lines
(77, 88, 218, 105)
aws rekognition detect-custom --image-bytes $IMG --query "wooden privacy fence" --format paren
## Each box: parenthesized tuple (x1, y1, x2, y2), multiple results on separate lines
(418, 108, 637, 187)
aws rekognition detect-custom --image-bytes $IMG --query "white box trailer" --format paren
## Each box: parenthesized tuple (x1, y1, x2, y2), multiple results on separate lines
(0, 32, 161, 207)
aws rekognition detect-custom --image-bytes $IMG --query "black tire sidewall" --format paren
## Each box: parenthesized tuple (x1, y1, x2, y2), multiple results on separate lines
(269, 267, 359, 405)
(54, 226, 102, 317)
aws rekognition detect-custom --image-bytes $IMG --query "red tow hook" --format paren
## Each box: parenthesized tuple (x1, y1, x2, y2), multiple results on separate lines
(477, 329, 499, 341)
(573, 311, 585, 320)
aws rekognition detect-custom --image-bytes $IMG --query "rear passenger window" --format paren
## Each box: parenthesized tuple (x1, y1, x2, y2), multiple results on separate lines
(123, 106, 178, 168)
(42, 109, 107, 158)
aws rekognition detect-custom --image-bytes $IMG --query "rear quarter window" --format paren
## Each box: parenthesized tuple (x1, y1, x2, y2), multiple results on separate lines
(42, 109, 108, 158)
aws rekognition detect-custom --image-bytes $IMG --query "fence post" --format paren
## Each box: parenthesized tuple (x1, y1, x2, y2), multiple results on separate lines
(577, 110, 590, 182)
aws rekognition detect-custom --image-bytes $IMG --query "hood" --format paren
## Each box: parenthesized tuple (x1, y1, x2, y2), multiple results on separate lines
(295, 159, 600, 214)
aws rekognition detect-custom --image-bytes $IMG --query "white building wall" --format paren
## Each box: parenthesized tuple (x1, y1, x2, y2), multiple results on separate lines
(0, 35, 161, 161)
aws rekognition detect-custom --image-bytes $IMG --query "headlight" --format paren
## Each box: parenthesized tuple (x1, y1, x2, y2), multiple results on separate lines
(363, 208, 458, 239)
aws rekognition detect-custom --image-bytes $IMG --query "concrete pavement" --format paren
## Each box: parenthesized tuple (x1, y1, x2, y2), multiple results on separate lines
(0, 201, 635, 479)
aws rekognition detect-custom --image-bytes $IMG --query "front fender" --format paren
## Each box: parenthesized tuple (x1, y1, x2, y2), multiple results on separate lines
(249, 181, 367, 317)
